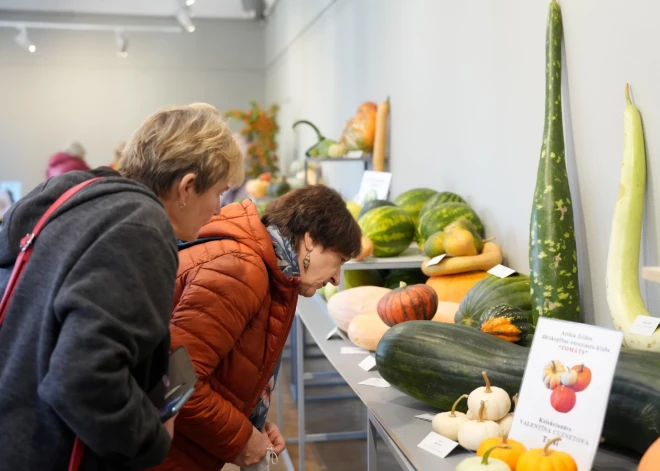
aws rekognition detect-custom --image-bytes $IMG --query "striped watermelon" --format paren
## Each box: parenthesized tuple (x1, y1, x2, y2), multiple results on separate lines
(418, 191, 466, 220)
(416, 202, 484, 246)
(359, 206, 415, 257)
(393, 188, 437, 227)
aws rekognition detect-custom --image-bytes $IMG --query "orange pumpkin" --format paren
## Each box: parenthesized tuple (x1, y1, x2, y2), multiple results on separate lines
(477, 433, 527, 471)
(425, 271, 489, 303)
(377, 281, 438, 327)
(570, 364, 592, 392)
(517, 437, 577, 471)
(340, 102, 378, 151)
(639, 436, 660, 471)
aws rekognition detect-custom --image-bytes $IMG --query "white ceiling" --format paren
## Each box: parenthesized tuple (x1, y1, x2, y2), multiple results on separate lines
(0, 0, 276, 19)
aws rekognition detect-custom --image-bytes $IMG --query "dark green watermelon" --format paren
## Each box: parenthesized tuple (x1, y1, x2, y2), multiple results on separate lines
(358, 199, 396, 220)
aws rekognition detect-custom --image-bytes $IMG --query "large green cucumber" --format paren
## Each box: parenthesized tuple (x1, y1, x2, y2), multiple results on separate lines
(529, 0, 580, 324)
(375, 321, 660, 456)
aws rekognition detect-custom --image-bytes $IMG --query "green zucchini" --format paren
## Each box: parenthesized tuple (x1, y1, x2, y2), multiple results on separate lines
(375, 321, 660, 455)
(529, 0, 580, 324)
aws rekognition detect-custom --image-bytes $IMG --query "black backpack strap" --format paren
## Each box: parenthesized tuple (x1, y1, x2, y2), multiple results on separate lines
(177, 236, 234, 252)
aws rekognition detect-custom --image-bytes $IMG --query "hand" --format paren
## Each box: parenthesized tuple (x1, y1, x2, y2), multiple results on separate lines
(164, 414, 178, 440)
(263, 421, 285, 455)
(231, 427, 269, 467)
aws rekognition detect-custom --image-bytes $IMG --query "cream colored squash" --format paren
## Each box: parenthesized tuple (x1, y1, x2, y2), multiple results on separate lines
(432, 394, 469, 441)
(347, 313, 390, 351)
(432, 301, 460, 323)
(327, 286, 391, 332)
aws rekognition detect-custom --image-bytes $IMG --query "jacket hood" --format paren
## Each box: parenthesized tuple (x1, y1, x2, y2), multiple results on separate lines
(198, 200, 283, 276)
(0, 168, 164, 268)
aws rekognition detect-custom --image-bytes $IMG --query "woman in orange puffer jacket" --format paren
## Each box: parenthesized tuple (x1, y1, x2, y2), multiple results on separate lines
(155, 184, 362, 471)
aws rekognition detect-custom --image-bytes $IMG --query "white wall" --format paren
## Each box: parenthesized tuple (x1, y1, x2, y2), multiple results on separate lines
(0, 11, 265, 192)
(265, 0, 660, 327)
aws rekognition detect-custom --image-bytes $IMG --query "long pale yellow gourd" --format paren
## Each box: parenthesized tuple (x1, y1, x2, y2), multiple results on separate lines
(606, 84, 658, 351)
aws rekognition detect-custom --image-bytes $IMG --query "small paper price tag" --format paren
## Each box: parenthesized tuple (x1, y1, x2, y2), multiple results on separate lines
(358, 378, 390, 388)
(341, 346, 369, 355)
(415, 413, 436, 422)
(417, 432, 458, 458)
(345, 150, 365, 158)
(359, 355, 377, 371)
(488, 264, 516, 278)
(628, 315, 660, 336)
(326, 327, 342, 340)
(426, 254, 446, 267)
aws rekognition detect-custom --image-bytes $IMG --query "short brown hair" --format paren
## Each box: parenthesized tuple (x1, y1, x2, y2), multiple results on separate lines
(262, 185, 362, 260)
(120, 103, 244, 196)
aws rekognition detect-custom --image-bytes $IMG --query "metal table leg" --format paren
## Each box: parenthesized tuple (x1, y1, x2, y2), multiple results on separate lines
(367, 411, 416, 471)
(296, 311, 306, 471)
(367, 413, 378, 471)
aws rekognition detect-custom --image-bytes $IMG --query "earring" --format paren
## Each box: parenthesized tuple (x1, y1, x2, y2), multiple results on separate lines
(303, 249, 311, 269)
(178, 201, 186, 209)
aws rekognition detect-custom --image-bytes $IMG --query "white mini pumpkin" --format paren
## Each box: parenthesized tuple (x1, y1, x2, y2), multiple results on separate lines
(458, 400, 503, 451)
(432, 394, 469, 441)
(497, 393, 518, 436)
(467, 371, 511, 422)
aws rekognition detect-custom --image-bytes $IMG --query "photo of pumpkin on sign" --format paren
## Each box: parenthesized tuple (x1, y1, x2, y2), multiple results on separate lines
(543, 360, 593, 413)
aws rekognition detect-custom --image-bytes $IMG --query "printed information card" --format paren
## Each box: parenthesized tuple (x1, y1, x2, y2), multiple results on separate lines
(509, 317, 623, 471)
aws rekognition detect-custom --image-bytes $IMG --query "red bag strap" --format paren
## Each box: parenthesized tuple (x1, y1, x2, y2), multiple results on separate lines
(0, 176, 102, 471)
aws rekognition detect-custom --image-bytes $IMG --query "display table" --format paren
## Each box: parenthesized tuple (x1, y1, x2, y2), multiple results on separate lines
(292, 294, 640, 471)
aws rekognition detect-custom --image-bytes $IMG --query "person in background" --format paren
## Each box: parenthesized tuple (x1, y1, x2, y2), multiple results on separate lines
(0, 103, 243, 471)
(110, 140, 126, 170)
(155, 184, 362, 471)
(45, 141, 92, 179)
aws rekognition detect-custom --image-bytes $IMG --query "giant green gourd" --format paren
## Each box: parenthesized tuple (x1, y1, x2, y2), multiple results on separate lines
(375, 321, 660, 456)
(606, 85, 659, 351)
(529, 0, 580, 324)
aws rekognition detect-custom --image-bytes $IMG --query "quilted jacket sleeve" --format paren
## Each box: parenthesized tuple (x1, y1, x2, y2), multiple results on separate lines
(169, 250, 269, 462)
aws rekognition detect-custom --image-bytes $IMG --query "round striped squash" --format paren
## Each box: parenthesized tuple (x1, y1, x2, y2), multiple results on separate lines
(416, 202, 484, 246)
(377, 281, 438, 327)
(454, 274, 532, 328)
(357, 199, 396, 220)
(393, 188, 438, 227)
(359, 206, 415, 257)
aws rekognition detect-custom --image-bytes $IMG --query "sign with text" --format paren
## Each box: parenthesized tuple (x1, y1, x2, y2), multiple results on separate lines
(355, 171, 392, 205)
(509, 317, 623, 471)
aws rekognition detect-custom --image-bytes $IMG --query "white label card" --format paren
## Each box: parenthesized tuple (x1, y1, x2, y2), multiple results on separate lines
(426, 254, 446, 267)
(415, 413, 436, 422)
(417, 432, 458, 458)
(358, 378, 390, 388)
(628, 315, 660, 336)
(488, 264, 517, 278)
(326, 327, 347, 340)
(341, 346, 369, 355)
(359, 355, 377, 371)
(345, 150, 364, 158)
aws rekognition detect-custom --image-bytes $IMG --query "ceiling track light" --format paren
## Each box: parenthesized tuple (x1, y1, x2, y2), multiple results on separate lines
(15, 26, 36, 53)
(176, 0, 195, 33)
(115, 30, 128, 58)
